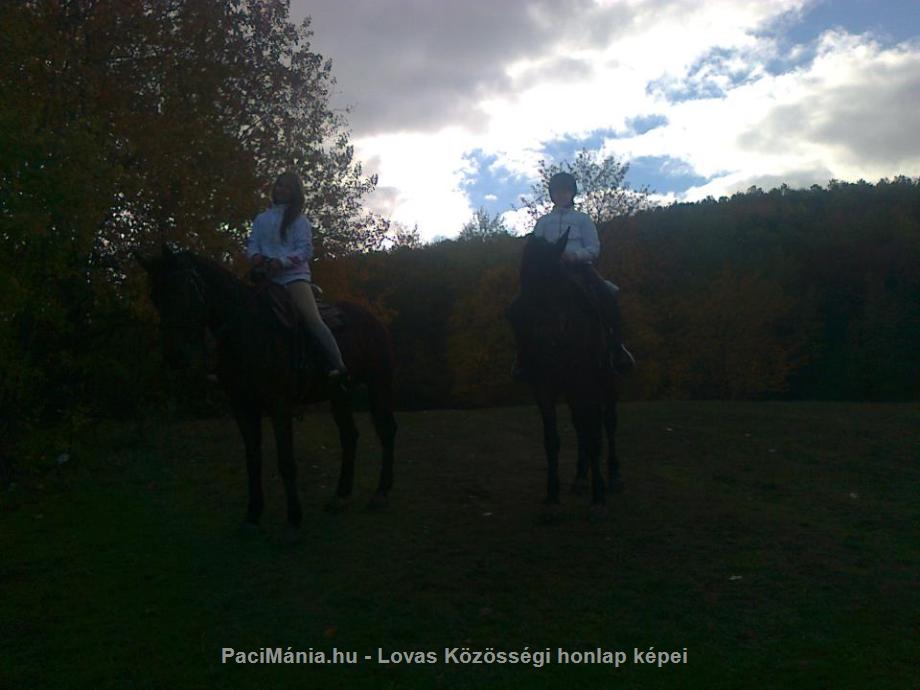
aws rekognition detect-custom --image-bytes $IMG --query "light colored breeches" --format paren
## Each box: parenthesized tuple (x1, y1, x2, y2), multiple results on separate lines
(285, 280, 346, 371)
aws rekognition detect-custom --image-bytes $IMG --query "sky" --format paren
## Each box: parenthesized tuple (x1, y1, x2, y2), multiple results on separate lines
(291, 0, 920, 241)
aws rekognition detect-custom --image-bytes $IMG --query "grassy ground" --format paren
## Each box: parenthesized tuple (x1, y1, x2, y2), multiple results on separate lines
(2, 402, 918, 689)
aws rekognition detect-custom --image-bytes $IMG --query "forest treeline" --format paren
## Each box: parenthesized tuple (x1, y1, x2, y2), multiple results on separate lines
(3, 2, 919, 474)
(315, 179, 920, 408)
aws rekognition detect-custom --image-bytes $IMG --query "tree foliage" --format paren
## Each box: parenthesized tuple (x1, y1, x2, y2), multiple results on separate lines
(387, 222, 423, 250)
(520, 149, 652, 224)
(0, 0, 385, 470)
(326, 179, 920, 406)
(457, 207, 513, 241)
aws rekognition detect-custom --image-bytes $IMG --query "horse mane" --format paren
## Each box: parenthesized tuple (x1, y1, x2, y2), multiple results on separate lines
(518, 234, 608, 384)
(179, 251, 257, 305)
(520, 233, 561, 295)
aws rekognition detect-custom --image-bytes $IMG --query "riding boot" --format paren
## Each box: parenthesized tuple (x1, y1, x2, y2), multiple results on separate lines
(601, 280, 635, 375)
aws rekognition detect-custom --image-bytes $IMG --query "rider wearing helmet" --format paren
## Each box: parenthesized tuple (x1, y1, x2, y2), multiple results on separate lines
(510, 171, 634, 380)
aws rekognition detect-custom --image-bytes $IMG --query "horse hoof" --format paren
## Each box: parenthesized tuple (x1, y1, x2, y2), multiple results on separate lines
(588, 505, 608, 522)
(325, 496, 350, 514)
(570, 477, 589, 495)
(366, 495, 389, 512)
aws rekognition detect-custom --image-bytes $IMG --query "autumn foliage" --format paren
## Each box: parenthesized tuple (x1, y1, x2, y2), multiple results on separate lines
(323, 180, 920, 407)
(3, 3, 919, 477)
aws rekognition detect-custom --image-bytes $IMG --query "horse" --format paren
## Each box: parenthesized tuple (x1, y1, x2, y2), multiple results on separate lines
(136, 245, 397, 529)
(507, 231, 622, 516)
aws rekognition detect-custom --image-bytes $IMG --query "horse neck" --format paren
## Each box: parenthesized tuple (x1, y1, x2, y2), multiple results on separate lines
(192, 258, 255, 334)
(521, 259, 562, 298)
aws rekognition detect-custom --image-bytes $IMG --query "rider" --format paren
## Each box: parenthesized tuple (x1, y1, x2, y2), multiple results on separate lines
(510, 171, 634, 380)
(246, 171, 347, 382)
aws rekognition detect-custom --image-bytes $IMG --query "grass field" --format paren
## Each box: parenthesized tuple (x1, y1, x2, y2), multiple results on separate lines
(2, 402, 918, 689)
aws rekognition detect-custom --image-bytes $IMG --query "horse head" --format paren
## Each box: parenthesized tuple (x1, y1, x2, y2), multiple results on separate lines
(136, 244, 210, 371)
(520, 229, 568, 295)
(518, 230, 604, 377)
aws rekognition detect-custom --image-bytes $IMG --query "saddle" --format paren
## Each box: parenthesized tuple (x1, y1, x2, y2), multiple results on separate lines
(249, 271, 348, 376)
(254, 279, 347, 334)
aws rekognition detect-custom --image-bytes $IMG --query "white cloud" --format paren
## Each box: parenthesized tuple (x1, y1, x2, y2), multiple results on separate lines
(602, 30, 920, 200)
(295, 1, 919, 240)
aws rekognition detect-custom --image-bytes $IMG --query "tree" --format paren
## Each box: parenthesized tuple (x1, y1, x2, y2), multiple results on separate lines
(387, 222, 422, 250)
(0, 1, 387, 469)
(458, 207, 513, 241)
(520, 149, 651, 224)
(1, 0, 385, 266)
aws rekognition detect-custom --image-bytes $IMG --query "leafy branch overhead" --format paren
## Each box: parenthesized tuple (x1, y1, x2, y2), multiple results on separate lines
(1, 0, 385, 264)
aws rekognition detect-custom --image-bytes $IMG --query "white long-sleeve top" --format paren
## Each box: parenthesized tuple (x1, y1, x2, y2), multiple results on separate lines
(245, 204, 313, 284)
(532, 205, 600, 263)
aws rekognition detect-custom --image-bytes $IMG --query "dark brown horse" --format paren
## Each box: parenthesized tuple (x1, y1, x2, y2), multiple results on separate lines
(508, 231, 622, 515)
(137, 245, 397, 528)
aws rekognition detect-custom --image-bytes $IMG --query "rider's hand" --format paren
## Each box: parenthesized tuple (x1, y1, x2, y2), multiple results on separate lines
(251, 254, 266, 267)
(268, 258, 283, 274)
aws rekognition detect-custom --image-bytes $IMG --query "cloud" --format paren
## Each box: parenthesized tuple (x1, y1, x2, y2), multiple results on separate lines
(740, 34, 920, 168)
(289, 1, 920, 240)
(294, 0, 604, 136)
(605, 30, 920, 200)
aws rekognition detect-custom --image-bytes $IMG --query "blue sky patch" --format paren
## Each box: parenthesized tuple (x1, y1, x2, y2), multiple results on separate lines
(781, 0, 920, 47)
(460, 149, 532, 215)
(648, 46, 763, 103)
(625, 114, 669, 135)
(540, 129, 619, 163)
(625, 156, 711, 195)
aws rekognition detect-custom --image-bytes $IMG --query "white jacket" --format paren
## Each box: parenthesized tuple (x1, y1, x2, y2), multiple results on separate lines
(532, 205, 599, 263)
(246, 204, 313, 284)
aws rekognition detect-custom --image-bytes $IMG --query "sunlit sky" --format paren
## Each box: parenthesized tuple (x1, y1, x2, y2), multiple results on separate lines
(292, 0, 920, 241)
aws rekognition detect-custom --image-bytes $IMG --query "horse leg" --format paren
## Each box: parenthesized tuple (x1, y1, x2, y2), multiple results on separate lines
(367, 380, 397, 510)
(537, 389, 561, 504)
(571, 440, 590, 495)
(329, 395, 359, 507)
(231, 400, 263, 525)
(573, 403, 606, 508)
(604, 390, 623, 493)
(271, 409, 302, 527)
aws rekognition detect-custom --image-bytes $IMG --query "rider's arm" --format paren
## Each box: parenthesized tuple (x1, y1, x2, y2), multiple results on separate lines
(570, 215, 600, 263)
(281, 216, 313, 269)
(246, 213, 265, 265)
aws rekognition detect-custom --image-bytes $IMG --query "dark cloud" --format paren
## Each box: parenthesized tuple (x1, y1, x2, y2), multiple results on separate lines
(291, 0, 629, 135)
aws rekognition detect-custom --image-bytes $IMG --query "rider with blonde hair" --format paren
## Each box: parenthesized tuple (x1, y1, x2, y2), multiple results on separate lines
(246, 171, 347, 381)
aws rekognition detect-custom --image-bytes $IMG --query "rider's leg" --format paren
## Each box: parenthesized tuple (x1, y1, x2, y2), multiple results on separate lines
(594, 274, 635, 375)
(286, 280, 347, 377)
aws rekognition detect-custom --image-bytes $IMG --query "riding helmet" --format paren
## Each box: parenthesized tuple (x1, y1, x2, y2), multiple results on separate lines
(548, 171, 578, 196)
